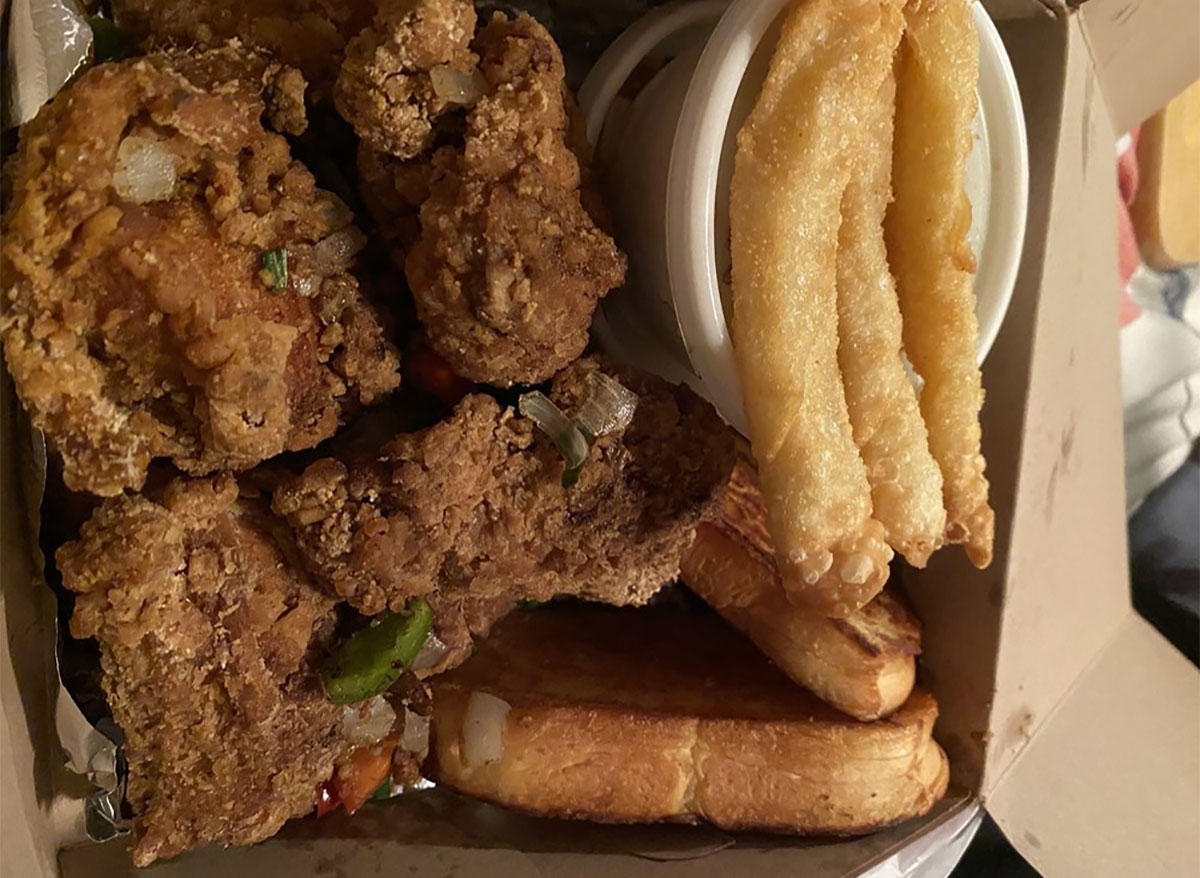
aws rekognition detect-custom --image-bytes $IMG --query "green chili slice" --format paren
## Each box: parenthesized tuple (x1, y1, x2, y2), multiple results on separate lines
(319, 598, 433, 705)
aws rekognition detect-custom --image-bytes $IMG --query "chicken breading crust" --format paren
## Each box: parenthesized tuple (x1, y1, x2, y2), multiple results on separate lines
(1, 44, 400, 496)
(112, 0, 378, 99)
(399, 11, 626, 387)
(272, 358, 736, 616)
(57, 476, 345, 867)
(335, 0, 479, 160)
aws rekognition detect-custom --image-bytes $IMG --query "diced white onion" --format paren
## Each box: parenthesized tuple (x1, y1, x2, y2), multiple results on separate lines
(339, 695, 397, 745)
(112, 135, 177, 204)
(411, 631, 449, 671)
(573, 371, 639, 438)
(430, 65, 486, 105)
(461, 691, 510, 768)
(399, 708, 430, 760)
(311, 228, 367, 275)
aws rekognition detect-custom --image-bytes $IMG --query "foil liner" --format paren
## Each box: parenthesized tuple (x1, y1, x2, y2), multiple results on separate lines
(5, 0, 93, 128)
(15, 407, 128, 842)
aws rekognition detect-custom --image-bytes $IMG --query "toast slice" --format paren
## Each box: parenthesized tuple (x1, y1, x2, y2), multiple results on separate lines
(429, 606, 948, 835)
(682, 460, 920, 720)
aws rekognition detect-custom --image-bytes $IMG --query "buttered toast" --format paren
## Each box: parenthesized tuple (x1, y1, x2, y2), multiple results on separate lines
(428, 606, 948, 834)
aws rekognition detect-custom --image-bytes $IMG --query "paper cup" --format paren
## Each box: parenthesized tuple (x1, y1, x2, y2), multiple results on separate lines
(581, 0, 1029, 434)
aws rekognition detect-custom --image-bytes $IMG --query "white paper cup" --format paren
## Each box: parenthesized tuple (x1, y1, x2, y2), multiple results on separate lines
(581, 0, 1029, 434)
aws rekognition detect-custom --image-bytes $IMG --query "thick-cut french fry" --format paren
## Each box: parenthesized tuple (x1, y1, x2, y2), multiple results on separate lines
(837, 70, 946, 568)
(731, 0, 902, 615)
(885, 0, 994, 568)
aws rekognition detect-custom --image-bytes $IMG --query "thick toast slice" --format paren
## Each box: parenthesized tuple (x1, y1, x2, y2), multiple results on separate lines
(682, 460, 920, 719)
(429, 606, 948, 834)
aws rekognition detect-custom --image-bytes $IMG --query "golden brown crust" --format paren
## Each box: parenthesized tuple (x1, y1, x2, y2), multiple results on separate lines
(112, 0, 377, 99)
(429, 606, 948, 834)
(273, 358, 737, 616)
(57, 476, 346, 866)
(730, 0, 899, 616)
(681, 460, 919, 720)
(404, 12, 626, 386)
(886, 0, 993, 567)
(0, 44, 400, 496)
(335, 0, 479, 159)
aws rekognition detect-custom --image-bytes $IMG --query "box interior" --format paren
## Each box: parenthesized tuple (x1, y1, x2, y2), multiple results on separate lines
(2, 2, 1197, 877)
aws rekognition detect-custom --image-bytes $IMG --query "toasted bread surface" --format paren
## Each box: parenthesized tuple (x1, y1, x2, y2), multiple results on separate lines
(429, 606, 948, 834)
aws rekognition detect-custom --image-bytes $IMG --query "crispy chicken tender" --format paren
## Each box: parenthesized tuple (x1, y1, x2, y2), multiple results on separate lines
(730, 0, 899, 615)
(57, 476, 346, 866)
(112, 0, 377, 98)
(403, 12, 626, 387)
(886, 0, 993, 568)
(272, 358, 736, 617)
(1, 44, 400, 496)
(335, 0, 480, 160)
(836, 45, 946, 568)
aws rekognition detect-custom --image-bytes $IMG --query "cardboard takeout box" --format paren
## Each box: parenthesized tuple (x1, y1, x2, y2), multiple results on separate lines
(2, 0, 1198, 875)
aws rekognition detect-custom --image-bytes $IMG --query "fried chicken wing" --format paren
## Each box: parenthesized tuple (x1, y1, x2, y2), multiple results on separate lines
(1, 44, 400, 496)
(112, 0, 377, 98)
(57, 476, 347, 866)
(393, 11, 625, 387)
(272, 358, 736, 617)
(335, 0, 480, 160)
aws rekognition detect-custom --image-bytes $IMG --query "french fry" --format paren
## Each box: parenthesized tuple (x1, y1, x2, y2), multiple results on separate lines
(730, 0, 904, 615)
(836, 64, 946, 567)
(885, 0, 994, 567)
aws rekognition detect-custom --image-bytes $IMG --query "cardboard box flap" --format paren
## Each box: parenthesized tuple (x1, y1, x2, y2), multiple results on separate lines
(978, 13, 1200, 874)
(1080, 0, 1200, 133)
(987, 614, 1200, 878)
(980, 11, 1132, 794)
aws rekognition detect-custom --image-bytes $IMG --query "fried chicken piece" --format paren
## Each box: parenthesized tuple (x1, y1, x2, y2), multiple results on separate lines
(402, 12, 626, 387)
(335, 0, 480, 160)
(272, 358, 736, 617)
(1, 44, 400, 496)
(112, 0, 377, 99)
(57, 476, 347, 866)
(357, 141, 453, 261)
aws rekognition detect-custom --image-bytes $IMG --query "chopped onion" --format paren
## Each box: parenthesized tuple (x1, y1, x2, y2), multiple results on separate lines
(311, 228, 367, 275)
(430, 65, 486, 105)
(461, 691, 510, 768)
(573, 371, 639, 439)
(339, 695, 397, 745)
(518, 391, 589, 471)
(410, 631, 449, 672)
(112, 135, 177, 203)
(399, 708, 430, 761)
(316, 191, 354, 231)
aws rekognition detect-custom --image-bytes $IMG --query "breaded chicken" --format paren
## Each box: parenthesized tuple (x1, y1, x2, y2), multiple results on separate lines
(112, 0, 377, 99)
(335, 0, 480, 160)
(1, 44, 400, 496)
(356, 140, 453, 261)
(272, 358, 736, 616)
(379, 10, 625, 387)
(57, 476, 347, 866)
